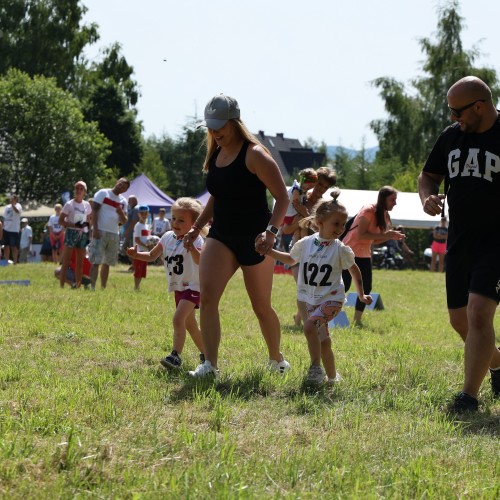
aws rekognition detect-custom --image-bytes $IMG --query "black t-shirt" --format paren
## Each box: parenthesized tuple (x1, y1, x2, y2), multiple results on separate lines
(423, 114, 500, 255)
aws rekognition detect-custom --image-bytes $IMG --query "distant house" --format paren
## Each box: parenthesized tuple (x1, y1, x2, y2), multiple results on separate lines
(255, 131, 326, 180)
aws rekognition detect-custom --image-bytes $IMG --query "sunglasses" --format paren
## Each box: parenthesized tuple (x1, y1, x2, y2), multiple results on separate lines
(448, 99, 485, 118)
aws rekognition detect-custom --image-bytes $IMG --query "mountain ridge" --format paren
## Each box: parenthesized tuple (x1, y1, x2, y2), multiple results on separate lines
(326, 145, 379, 162)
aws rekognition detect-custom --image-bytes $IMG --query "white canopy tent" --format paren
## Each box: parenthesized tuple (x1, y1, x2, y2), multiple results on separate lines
(321, 189, 442, 229)
(0, 203, 53, 221)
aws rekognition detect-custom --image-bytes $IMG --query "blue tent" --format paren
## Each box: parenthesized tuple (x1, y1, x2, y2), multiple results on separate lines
(123, 173, 175, 214)
(195, 190, 211, 206)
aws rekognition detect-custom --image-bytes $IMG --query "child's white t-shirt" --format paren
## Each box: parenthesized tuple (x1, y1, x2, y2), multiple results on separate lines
(133, 221, 150, 252)
(290, 233, 355, 305)
(160, 231, 204, 292)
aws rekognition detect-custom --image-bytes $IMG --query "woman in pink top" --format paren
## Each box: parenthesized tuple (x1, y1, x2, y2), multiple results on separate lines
(341, 186, 405, 326)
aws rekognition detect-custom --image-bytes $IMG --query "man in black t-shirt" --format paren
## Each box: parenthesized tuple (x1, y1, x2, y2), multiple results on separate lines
(419, 76, 500, 413)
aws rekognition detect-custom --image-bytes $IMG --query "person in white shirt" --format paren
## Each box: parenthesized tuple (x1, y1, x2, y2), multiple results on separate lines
(48, 203, 65, 263)
(89, 178, 129, 289)
(267, 189, 372, 386)
(132, 205, 151, 290)
(59, 180, 92, 288)
(127, 197, 205, 370)
(152, 207, 171, 237)
(2, 194, 23, 263)
(19, 218, 33, 263)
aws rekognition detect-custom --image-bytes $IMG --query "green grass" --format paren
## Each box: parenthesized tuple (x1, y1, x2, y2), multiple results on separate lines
(0, 263, 499, 498)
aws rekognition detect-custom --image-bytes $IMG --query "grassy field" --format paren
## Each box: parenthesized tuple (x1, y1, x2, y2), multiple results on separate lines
(0, 262, 499, 498)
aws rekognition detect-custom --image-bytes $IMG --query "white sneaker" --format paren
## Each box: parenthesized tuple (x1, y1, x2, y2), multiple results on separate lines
(267, 354, 290, 375)
(306, 365, 326, 385)
(188, 360, 219, 380)
(326, 372, 342, 385)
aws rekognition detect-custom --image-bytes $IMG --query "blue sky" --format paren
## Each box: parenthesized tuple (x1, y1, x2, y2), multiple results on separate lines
(83, 0, 500, 149)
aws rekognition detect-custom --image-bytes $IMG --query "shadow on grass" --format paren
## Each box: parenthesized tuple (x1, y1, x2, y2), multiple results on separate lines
(282, 323, 305, 335)
(447, 410, 500, 437)
(161, 369, 281, 403)
(160, 366, 344, 415)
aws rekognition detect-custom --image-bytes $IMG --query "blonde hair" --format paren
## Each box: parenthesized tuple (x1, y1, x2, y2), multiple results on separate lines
(172, 197, 208, 237)
(202, 119, 271, 172)
(54, 203, 62, 210)
(300, 188, 347, 229)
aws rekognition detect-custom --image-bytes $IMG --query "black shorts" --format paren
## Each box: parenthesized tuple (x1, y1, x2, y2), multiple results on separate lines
(207, 227, 265, 266)
(446, 251, 500, 308)
(2, 230, 20, 248)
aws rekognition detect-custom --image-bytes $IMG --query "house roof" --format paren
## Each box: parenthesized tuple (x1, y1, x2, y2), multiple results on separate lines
(255, 131, 325, 179)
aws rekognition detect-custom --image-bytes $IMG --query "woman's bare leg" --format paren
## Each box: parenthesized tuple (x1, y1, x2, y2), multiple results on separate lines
(198, 238, 238, 368)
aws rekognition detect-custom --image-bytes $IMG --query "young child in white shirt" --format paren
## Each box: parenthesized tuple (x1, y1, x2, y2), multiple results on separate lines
(267, 188, 372, 386)
(132, 205, 151, 290)
(127, 198, 206, 370)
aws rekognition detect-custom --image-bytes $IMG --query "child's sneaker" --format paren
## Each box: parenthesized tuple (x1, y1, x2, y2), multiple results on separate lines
(188, 360, 219, 380)
(447, 392, 479, 414)
(160, 350, 182, 369)
(326, 372, 342, 385)
(267, 354, 290, 375)
(306, 365, 326, 385)
(490, 367, 500, 398)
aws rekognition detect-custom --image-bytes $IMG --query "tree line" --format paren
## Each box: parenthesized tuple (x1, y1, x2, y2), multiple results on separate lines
(0, 0, 498, 206)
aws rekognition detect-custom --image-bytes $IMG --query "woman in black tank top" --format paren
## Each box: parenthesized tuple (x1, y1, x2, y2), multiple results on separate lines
(183, 94, 291, 379)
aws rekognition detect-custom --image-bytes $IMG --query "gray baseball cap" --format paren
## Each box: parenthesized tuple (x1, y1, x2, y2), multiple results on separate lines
(199, 94, 240, 130)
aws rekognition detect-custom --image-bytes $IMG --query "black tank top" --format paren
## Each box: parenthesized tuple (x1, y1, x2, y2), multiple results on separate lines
(206, 141, 271, 237)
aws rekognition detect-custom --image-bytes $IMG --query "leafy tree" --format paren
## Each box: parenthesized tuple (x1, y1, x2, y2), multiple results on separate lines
(350, 148, 373, 190)
(332, 145, 378, 190)
(0, 1, 143, 179)
(83, 80, 143, 177)
(82, 43, 139, 107)
(76, 43, 143, 178)
(391, 159, 421, 192)
(369, 155, 405, 190)
(303, 137, 328, 156)
(370, 0, 499, 168)
(149, 121, 207, 199)
(331, 147, 354, 187)
(138, 139, 169, 192)
(0, 69, 110, 203)
(0, 0, 98, 89)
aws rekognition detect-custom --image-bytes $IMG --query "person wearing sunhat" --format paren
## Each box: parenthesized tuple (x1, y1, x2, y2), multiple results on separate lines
(183, 93, 290, 379)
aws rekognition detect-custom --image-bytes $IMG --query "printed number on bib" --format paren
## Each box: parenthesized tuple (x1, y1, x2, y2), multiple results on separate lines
(302, 262, 333, 286)
(166, 254, 184, 275)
